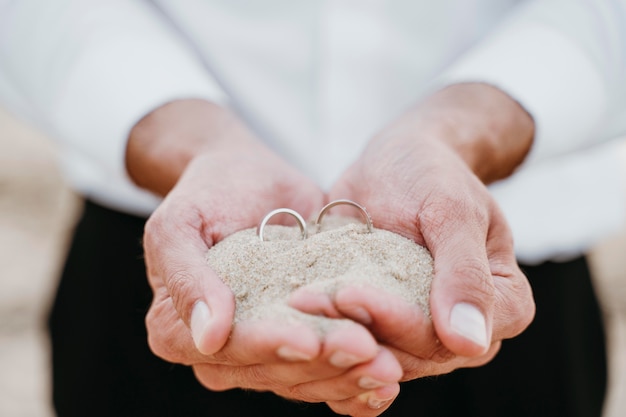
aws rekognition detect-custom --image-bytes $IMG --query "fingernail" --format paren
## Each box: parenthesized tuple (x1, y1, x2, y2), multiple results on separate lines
(190, 301, 210, 353)
(450, 303, 488, 348)
(358, 376, 388, 390)
(358, 391, 392, 410)
(276, 346, 314, 362)
(329, 351, 362, 368)
(344, 306, 372, 324)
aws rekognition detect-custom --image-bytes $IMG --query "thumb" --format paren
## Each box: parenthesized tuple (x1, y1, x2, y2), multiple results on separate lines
(144, 210, 236, 357)
(423, 212, 495, 357)
(176, 257, 235, 356)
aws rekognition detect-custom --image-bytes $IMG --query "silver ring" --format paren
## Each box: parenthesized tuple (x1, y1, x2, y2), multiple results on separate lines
(315, 199, 373, 232)
(257, 208, 308, 241)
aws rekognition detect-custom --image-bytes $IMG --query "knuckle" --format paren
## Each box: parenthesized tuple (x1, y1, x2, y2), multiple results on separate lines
(398, 356, 427, 380)
(417, 192, 489, 237)
(517, 274, 536, 325)
(145, 303, 185, 364)
(146, 328, 178, 363)
(282, 382, 338, 403)
(398, 346, 455, 380)
(167, 269, 198, 320)
(201, 364, 279, 392)
(426, 343, 457, 363)
(143, 211, 167, 250)
(193, 365, 236, 391)
(238, 365, 281, 391)
(283, 384, 317, 402)
(208, 347, 239, 365)
(416, 198, 453, 238)
(495, 270, 536, 338)
(401, 357, 456, 380)
(450, 256, 495, 301)
(417, 328, 458, 363)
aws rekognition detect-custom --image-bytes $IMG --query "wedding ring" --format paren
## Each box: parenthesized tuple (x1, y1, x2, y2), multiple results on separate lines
(315, 199, 373, 232)
(257, 208, 308, 241)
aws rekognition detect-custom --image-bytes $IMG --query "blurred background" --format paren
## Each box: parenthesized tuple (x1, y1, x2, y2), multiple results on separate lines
(0, 106, 625, 417)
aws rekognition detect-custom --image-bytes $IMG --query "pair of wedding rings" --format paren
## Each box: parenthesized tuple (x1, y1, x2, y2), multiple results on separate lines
(257, 199, 373, 242)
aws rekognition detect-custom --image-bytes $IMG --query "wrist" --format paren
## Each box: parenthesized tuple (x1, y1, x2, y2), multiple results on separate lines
(395, 83, 535, 184)
(125, 99, 258, 195)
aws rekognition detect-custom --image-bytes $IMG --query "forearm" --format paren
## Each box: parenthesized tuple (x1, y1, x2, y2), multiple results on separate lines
(126, 99, 261, 196)
(382, 83, 535, 184)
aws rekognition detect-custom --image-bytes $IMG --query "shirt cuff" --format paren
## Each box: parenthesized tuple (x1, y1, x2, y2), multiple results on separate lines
(51, 35, 227, 202)
(437, 20, 607, 164)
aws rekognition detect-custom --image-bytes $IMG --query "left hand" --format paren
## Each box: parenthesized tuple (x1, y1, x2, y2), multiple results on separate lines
(290, 83, 536, 382)
(130, 99, 404, 417)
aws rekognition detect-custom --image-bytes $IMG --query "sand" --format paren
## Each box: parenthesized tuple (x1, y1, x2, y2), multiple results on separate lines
(205, 216, 434, 334)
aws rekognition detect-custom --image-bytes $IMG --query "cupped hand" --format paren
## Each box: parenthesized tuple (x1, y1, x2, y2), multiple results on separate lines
(131, 100, 403, 415)
(291, 83, 536, 382)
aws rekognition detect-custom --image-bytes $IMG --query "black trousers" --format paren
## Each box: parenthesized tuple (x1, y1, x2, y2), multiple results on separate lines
(49, 201, 607, 417)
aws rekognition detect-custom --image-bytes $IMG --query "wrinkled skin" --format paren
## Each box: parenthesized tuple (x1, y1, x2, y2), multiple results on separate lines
(133, 84, 536, 416)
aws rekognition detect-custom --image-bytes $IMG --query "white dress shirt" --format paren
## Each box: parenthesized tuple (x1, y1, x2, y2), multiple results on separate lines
(1, 0, 625, 264)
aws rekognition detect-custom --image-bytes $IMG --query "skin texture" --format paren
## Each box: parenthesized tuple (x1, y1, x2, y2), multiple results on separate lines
(126, 83, 536, 416)
(128, 100, 403, 416)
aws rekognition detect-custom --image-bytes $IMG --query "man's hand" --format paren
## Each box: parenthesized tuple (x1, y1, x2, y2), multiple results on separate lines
(291, 83, 536, 382)
(127, 99, 404, 416)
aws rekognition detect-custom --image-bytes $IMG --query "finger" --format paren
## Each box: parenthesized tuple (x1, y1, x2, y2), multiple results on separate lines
(327, 383, 400, 417)
(194, 320, 382, 392)
(277, 320, 387, 385)
(327, 286, 456, 363)
(485, 206, 535, 340)
(387, 341, 502, 381)
(288, 288, 345, 319)
(149, 295, 333, 369)
(220, 315, 378, 368)
(146, 286, 206, 364)
(286, 347, 402, 402)
(144, 204, 235, 356)
(210, 319, 323, 365)
(417, 195, 495, 357)
(148, 293, 325, 366)
(293, 286, 502, 383)
(194, 346, 401, 403)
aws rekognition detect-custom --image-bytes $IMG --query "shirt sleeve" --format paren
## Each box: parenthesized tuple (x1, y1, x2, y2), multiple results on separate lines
(437, 0, 626, 163)
(489, 136, 626, 264)
(0, 0, 227, 212)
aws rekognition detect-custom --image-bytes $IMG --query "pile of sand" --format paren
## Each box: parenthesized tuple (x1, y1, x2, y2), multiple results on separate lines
(206, 217, 434, 333)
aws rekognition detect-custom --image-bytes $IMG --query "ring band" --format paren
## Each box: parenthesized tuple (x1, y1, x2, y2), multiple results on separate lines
(315, 199, 373, 232)
(257, 208, 308, 241)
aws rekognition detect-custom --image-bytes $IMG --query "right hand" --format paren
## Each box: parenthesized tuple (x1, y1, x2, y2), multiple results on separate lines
(130, 100, 404, 416)
(290, 83, 536, 388)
